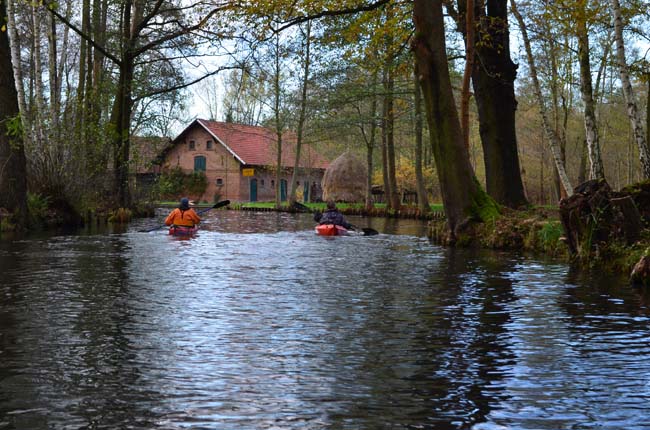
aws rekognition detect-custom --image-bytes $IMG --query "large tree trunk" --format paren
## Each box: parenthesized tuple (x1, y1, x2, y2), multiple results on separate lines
(109, 1, 134, 209)
(510, 0, 573, 197)
(576, 2, 604, 180)
(412, 0, 499, 240)
(610, 0, 650, 178)
(110, 56, 134, 209)
(0, 0, 28, 226)
(466, 0, 528, 208)
(413, 61, 430, 212)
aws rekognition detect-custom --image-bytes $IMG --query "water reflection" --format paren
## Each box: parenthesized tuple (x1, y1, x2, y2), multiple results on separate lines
(1, 212, 649, 429)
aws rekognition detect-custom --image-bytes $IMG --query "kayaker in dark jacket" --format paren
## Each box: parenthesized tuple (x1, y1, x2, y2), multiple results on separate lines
(314, 200, 353, 229)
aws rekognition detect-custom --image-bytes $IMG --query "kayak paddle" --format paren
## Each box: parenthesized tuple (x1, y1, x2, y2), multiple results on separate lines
(292, 201, 379, 236)
(138, 199, 230, 233)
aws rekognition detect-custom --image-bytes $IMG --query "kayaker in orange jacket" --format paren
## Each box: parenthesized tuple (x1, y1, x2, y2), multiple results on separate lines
(165, 197, 201, 227)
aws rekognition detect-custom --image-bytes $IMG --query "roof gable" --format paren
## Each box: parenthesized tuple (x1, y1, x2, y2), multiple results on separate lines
(170, 119, 329, 169)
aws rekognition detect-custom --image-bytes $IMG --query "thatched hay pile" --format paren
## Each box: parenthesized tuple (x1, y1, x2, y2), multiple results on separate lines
(322, 151, 366, 202)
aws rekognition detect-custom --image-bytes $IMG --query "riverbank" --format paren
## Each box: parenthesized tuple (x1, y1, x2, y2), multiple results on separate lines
(275, 198, 645, 282)
(3, 195, 645, 283)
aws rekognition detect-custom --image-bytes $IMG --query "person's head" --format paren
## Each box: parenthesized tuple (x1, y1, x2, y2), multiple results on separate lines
(326, 200, 336, 210)
(179, 197, 190, 210)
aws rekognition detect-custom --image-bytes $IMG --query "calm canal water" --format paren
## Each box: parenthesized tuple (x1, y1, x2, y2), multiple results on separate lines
(1, 210, 650, 429)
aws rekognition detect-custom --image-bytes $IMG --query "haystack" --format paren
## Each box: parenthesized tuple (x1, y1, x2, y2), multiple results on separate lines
(322, 151, 366, 202)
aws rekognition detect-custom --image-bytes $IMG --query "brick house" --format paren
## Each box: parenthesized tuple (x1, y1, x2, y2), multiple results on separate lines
(158, 119, 329, 203)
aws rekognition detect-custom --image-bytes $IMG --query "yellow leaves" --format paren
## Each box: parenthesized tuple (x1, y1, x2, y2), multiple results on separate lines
(1, 24, 6, 33)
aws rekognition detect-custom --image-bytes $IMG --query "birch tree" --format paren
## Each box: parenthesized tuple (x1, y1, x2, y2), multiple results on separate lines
(510, 0, 573, 197)
(576, 0, 604, 180)
(610, 0, 650, 178)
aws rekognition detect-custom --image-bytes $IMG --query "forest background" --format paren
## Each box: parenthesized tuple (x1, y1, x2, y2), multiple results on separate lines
(0, 0, 649, 239)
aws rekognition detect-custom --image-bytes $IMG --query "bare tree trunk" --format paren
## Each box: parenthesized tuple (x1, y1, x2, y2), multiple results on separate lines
(577, 138, 587, 184)
(414, 61, 430, 212)
(610, 0, 650, 178)
(545, 24, 569, 200)
(31, 5, 47, 147)
(381, 67, 391, 209)
(56, 1, 71, 109)
(273, 33, 283, 209)
(47, 9, 60, 138)
(364, 68, 378, 210)
(460, 0, 474, 149)
(91, 0, 107, 123)
(0, 0, 28, 226)
(385, 66, 400, 209)
(6, 0, 28, 134)
(289, 21, 311, 205)
(77, 0, 90, 134)
(109, 0, 134, 208)
(576, 5, 604, 180)
(510, 0, 573, 197)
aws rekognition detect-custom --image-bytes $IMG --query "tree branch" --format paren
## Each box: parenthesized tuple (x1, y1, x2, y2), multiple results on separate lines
(133, 5, 226, 58)
(134, 65, 241, 102)
(273, 0, 391, 32)
(45, 3, 121, 66)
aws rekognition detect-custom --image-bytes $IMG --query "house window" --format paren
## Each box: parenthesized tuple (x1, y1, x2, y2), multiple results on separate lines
(297, 181, 300, 186)
(216, 178, 223, 186)
(189, 140, 196, 150)
(220, 155, 224, 166)
(206, 140, 213, 150)
(261, 179, 265, 187)
(194, 155, 206, 172)
(271, 180, 275, 187)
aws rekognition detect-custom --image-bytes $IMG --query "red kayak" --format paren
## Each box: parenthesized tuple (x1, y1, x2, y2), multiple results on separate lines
(169, 225, 199, 236)
(315, 224, 348, 236)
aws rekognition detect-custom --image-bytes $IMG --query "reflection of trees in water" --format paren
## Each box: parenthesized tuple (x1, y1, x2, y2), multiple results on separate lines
(366, 216, 430, 237)
(0, 240, 50, 428)
(563, 266, 650, 320)
(0, 236, 158, 427)
(324, 246, 519, 429)
(66, 236, 158, 427)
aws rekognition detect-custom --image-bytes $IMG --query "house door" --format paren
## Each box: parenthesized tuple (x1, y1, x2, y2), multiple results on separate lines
(250, 178, 258, 202)
(280, 179, 287, 201)
(303, 181, 309, 202)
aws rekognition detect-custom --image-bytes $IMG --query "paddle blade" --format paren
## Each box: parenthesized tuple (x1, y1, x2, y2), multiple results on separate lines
(361, 228, 379, 236)
(292, 201, 311, 212)
(213, 199, 230, 209)
(138, 224, 165, 233)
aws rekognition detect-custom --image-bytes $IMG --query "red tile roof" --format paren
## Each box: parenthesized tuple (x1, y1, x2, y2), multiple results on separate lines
(192, 119, 329, 169)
